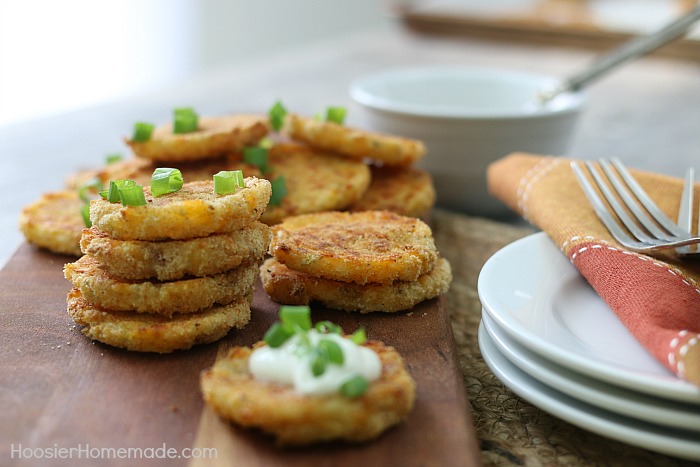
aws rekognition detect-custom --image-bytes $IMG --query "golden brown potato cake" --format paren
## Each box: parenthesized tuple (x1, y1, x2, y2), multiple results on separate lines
(64, 255, 258, 316)
(19, 190, 84, 256)
(259, 143, 370, 225)
(67, 288, 251, 353)
(269, 211, 439, 285)
(125, 114, 269, 162)
(90, 178, 271, 241)
(283, 113, 425, 167)
(349, 165, 436, 218)
(200, 340, 415, 445)
(260, 257, 451, 313)
(80, 221, 270, 281)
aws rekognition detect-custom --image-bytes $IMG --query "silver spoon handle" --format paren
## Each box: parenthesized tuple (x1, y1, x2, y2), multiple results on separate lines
(541, 6, 700, 101)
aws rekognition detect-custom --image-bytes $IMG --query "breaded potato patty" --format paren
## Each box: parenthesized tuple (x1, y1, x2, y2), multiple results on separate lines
(260, 257, 451, 313)
(90, 178, 271, 241)
(19, 190, 84, 256)
(67, 288, 251, 353)
(283, 113, 425, 167)
(125, 114, 269, 162)
(349, 165, 436, 218)
(269, 211, 439, 285)
(64, 256, 258, 316)
(200, 340, 415, 445)
(80, 222, 270, 281)
(260, 143, 370, 225)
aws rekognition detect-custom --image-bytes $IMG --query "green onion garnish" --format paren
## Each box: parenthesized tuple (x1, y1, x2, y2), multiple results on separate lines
(318, 339, 344, 365)
(100, 179, 134, 203)
(349, 327, 367, 345)
(132, 122, 154, 142)
(263, 322, 294, 348)
(325, 106, 347, 125)
(258, 137, 274, 149)
(315, 320, 342, 334)
(310, 351, 327, 377)
(151, 168, 183, 197)
(106, 153, 123, 165)
(77, 178, 104, 203)
(269, 176, 287, 206)
(81, 203, 92, 228)
(280, 305, 312, 331)
(340, 375, 369, 398)
(268, 100, 287, 132)
(173, 107, 199, 134)
(243, 146, 269, 174)
(99, 179, 146, 206)
(213, 170, 245, 195)
(117, 184, 147, 206)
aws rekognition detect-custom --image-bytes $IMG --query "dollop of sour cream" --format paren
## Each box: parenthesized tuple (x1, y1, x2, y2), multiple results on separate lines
(248, 330, 381, 395)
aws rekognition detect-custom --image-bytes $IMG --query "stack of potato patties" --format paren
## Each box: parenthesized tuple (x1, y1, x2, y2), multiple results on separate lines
(63, 177, 272, 353)
(261, 210, 452, 314)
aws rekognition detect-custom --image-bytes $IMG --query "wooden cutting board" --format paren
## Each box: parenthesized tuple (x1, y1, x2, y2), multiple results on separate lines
(0, 244, 481, 467)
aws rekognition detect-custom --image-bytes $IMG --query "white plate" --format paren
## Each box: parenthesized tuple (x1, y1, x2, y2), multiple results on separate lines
(477, 232, 700, 404)
(478, 321, 700, 461)
(482, 312, 700, 432)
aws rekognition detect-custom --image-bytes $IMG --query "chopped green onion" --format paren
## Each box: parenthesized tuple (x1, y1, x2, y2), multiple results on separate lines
(106, 153, 123, 165)
(315, 321, 342, 334)
(132, 122, 155, 142)
(118, 184, 147, 206)
(100, 179, 135, 203)
(173, 107, 199, 134)
(213, 170, 245, 195)
(268, 100, 287, 132)
(77, 177, 104, 203)
(263, 322, 294, 348)
(81, 203, 92, 228)
(325, 106, 347, 125)
(243, 146, 269, 174)
(151, 168, 183, 197)
(280, 305, 312, 331)
(349, 327, 367, 345)
(310, 351, 327, 377)
(340, 375, 368, 398)
(269, 176, 287, 206)
(258, 137, 274, 149)
(318, 339, 344, 365)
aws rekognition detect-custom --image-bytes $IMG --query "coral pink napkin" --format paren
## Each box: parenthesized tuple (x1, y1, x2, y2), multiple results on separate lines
(488, 153, 700, 387)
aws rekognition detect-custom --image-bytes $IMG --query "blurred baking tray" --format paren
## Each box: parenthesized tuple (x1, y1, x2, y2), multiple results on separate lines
(392, 0, 700, 60)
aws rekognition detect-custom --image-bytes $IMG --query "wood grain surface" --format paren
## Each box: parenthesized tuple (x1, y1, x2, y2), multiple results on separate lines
(0, 244, 480, 467)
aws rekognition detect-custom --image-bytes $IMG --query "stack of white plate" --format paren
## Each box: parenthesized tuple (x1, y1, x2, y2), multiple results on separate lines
(477, 232, 700, 461)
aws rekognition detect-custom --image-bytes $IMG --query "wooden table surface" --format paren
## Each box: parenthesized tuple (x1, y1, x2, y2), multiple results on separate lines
(1, 23, 699, 466)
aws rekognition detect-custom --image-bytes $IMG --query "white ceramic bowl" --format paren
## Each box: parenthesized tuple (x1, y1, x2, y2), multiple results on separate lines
(349, 66, 584, 217)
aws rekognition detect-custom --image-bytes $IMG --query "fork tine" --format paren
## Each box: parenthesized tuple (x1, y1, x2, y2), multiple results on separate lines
(677, 168, 695, 255)
(571, 161, 641, 249)
(599, 159, 675, 241)
(610, 158, 688, 237)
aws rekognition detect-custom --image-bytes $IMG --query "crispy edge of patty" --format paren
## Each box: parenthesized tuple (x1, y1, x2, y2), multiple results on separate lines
(19, 190, 84, 256)
(67, 288, 252, 353)
(200, 340, 416, 445)
(349, 165, 436, 218)
(270, 211, 439, 285)
(125, 114, 269, 162)
(283, 113, 425, 167)
(260, 256, 451, 313)
(64, 255, 259, 316)
(81, 221, 271, 281)
(260, 143, 371, 225)
(90, 178, 271, 241)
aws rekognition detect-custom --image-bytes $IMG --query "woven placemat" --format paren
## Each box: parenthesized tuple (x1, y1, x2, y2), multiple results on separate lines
(431, 209, 698, 467)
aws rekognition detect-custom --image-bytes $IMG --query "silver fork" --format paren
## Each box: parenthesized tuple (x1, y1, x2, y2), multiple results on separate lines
(571, 158, 700, 253)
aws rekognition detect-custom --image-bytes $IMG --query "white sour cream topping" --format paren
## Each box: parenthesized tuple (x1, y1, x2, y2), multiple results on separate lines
(248, 330, 382, 395)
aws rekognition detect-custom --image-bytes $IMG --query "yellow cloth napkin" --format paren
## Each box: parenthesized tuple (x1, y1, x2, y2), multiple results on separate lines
(488, 153, 700, 387)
